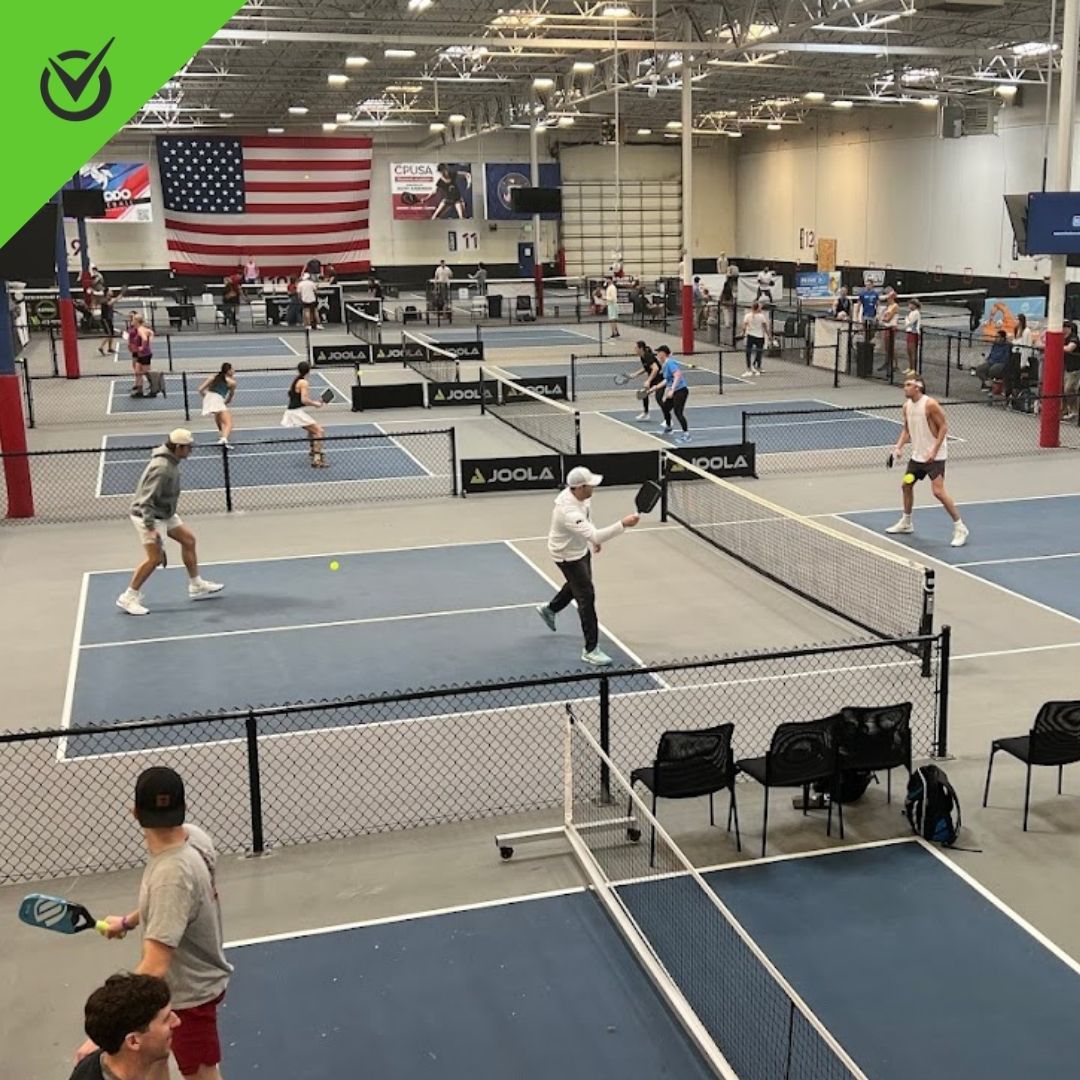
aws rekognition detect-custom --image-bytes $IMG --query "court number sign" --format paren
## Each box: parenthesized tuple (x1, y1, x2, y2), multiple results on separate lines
(448, 230, 480, 253)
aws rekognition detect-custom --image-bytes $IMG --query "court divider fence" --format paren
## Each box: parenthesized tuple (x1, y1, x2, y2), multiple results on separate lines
(0, 631, 949, 885)
(0, 428, 457, 524)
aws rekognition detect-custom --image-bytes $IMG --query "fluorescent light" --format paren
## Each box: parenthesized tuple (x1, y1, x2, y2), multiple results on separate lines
(727, 130, 743, 138)
(322, 122, 338, 132)
(573, 61, 595, 73)
(666, 120, 682, 129)
(345, 56, 369, 68)
(918, 96, 939, 107)
(804, 91, 825, 101)
(267, 127, 285, 134)
(767, 123, 782, 131)
(336, 112, 352, 123)
(831, 99, 853, 109)
(557, 115, 575, 127)
(533, 77, 555, 90)
(663, 132, 679, 139)
(1013, 41, 1055, 58)
(667, 54, 683, 69)
(385, 48, 417, 58)
(408, 0, 433, 9)
(386, 84, 423, 93)
(636, 127, 652, 135)
(448, 113, 466, 123)
(996, 84, 1018, 98)
(218, 111, 234, 119)
(429, 122, 446, 132)
(535, 123, 548, 133)
(602, 5, 632, 16)
(288, 105, 309, 115)
(327, 74, 349, 86)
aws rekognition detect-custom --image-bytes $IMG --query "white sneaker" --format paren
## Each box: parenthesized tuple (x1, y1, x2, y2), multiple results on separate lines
(116, 590, 149, 616)
(753, 369, 762, 377)
(951, 523, 969, 548)
(635, 412, 649, 421)
(742, 370, 754, 378)
(581, 648, 613, 667)
(189, 579, 225, 599)
(885, 518, 914, 535)
(218, 437, 234, 449)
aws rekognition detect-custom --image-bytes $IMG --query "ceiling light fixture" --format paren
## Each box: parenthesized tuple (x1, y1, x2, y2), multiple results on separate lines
(429, 121, 446, 132)
(636, 128, 652, 135)
(408, 0, 433, 9)
(767, 122, 782, 131)
(804, 91, 825, 101)
(918, 96, 939, 107)
(573, 61, 595, 73)
(218, 111, 234, 119)
(336, 112, 352, 123)
(346, 56, 369, 68)
(288, 105, 309, 115)
(557, 115, 575, 126)
(831, 99, 853, 109)
(602, 5, 632, 17)
(322, 122, 338, 132)
(996, 84, 1018, 98)
(327, 74, 349, 86)
(267, 127, 285, 134)
(533, 77, 555, 90)
(448, 113, 466, 123)
(385, 48, 417, 59)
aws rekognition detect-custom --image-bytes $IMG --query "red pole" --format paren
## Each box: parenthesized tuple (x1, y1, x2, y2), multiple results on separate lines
(0, 281, 33, 518)
(681, 283, 695, 356)
(1040, 327, 1063, 447)
(54, 192, 80, 379)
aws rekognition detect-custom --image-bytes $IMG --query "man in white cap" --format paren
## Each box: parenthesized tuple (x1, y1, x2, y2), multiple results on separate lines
(116, 429, 224, 616)
(537, 465, 639, 666)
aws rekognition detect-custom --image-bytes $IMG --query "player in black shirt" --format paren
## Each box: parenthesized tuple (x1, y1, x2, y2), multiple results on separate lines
(632, 340, 664, 422)
(430, 164, 471, 220)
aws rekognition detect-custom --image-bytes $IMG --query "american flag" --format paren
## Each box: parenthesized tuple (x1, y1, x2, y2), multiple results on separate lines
(157, 135, 372, 278)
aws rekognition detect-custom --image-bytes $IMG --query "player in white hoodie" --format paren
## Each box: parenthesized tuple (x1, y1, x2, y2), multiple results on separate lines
(536, 466, 639, 666)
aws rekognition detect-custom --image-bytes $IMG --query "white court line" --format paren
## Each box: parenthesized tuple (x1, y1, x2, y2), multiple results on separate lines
(953, 641, 1080, 662)
(80, 601, 544, 651)
(918, 840, 1080, 980)
(278, 335, 301, 357)
(105, 378, 116, 416)
(94, 433, 107, 498)
(954, 552, 1080, 569)
(503, 540, 671, 689)
(58, 573, 91, 751)
(372, 420, 432, 478)
(226, 885, 587, 948)
(839, 516, 1080, 633)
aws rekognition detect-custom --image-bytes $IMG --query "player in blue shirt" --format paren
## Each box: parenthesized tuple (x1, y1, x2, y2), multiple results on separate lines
(655, 346, 691, 444)
(858, 285, 880, 324)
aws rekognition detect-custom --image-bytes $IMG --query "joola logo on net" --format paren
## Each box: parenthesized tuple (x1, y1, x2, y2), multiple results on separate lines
(434, 386, 480, 403)
(473, 465, 556, 484)
(691, 454, 748, 471)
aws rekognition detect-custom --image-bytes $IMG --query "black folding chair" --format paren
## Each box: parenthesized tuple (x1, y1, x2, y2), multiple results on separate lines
(983, 701, 1080, 830)
(835, 703, 913, 804)
(630, 725, 739, 865)
(737, 716, 842, 856)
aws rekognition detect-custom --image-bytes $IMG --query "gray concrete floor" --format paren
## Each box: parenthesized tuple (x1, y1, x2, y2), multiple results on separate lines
(6, 328, 1080, 1077)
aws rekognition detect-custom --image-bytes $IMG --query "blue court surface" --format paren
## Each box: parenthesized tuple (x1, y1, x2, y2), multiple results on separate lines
(418, 325, 602, 349)
(96, 423, 424, 497)
(63, 542, 652, 752)
(602, 397, 904, 449)
(218, 841, 1080, 1079)
(843, 494, 1080, 625)
(108, 370, 347, 414)
(153, 333, 305, 361)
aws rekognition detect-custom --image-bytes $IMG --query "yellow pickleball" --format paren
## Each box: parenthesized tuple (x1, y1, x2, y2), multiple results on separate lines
(329, 560, 340, 571)
(903, 472, 916, 485)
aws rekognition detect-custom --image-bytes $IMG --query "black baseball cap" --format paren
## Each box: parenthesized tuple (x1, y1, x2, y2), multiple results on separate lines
(134, 767, 186, 828)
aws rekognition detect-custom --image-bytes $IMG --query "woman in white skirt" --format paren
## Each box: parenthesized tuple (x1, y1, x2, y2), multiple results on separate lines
(198, 363, 237, 447)
(281, 361, 328, 467)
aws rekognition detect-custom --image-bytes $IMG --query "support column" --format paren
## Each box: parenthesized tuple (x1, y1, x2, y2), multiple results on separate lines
(680, 53, 694, 356)
(0, 281, 34, 518)
(1040, 0, 1078, 447)
(530, 118, 544, 317)
(54, 192, 80, 379)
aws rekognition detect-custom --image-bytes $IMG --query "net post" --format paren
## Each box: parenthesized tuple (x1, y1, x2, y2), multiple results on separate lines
(20, 359, 35, 430)
(181, 372, 191, 422)
(936, 624, 951, 757)
(562, 705, 574, 828)
(166, 333, 174, 373)
(919, 568, 935, 677)
(833, 334, 840, 388)
(49, 325, 59, 376)
(741, 409, 749, 446)
(244, 710, 265, 855)
(449, 426, 459, 497)
(598, 677, 611, 804)
(569, 354, 578, 402)
(659, 453, 669, 521)
(717, 350, 724, 395)
(573, 413, 582, 456)
(479, 366, 487, 415)
(475, 323, 481, 344)
(305, 327, 312, 364)
(221, 443, 234, 513)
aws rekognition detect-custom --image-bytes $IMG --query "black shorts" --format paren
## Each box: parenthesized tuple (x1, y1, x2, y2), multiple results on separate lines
(908, 460, 945, 481)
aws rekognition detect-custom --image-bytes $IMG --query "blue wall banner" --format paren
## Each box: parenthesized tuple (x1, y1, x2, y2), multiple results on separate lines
(485, 163, 562, 220)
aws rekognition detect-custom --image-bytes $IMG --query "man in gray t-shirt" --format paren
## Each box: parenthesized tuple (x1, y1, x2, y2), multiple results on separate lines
(77, 767, 232, 1080)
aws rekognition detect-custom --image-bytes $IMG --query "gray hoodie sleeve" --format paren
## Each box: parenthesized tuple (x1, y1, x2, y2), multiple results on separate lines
(130, 451, 178, 529)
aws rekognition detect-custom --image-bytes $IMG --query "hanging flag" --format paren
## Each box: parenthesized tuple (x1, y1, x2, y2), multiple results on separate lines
(158, 134, 372, 277)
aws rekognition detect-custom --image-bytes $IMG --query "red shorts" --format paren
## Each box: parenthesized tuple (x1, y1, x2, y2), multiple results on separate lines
(172, 992, 225, 1076)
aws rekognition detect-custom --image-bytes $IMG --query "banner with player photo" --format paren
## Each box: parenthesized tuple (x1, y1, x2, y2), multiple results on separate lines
(484, 163, 562, 220)
(391, 162, 473, 221)
(980, 295, 1047, 343)
(66, 162, 153, 222)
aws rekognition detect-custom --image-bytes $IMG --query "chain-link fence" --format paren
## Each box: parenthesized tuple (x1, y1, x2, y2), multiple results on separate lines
(743, 395, 1080, 474)
(0, 632, 948, 884)
(0, 428, 457, 524)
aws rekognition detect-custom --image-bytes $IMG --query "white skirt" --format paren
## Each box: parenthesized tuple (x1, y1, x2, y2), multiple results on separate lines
(281, 407, 316, 428)
(201, 391, 228, 416)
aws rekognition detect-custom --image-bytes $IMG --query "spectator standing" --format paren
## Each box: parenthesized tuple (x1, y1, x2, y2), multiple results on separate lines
(433, 259, 453, 312)
(1063, 321, 1080, 420)
(242, 256, 259, 285)
(471, 262, 488, 296)
(70, 974, 178, 1080)
(833, 286, 853, 321)
(604, 277, 620, 339)
(879, 289, 901, 374)
(297, 272, 321, 331)
(904, 298, 922, 369)
(285, 276, 301, 326)
(77, 768, 232, 1080)
(719, 274, 735, 329)
(221, 274, 240, 329)
(97, 288, 121, 355)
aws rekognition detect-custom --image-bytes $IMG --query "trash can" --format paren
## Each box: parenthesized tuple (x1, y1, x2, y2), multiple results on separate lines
(855, 341, 875, 379)
(487, 294, 503, 319)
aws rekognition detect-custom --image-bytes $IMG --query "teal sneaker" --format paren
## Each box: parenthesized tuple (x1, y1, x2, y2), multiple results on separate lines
(581, 648, 613, 667)
(536, 605, 557, 632)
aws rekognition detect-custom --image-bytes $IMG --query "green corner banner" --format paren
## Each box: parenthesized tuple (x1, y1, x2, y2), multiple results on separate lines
(0, 2, 243, 249)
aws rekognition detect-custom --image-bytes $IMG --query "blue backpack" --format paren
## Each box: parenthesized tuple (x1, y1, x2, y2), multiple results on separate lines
(905, 765, 960, 846)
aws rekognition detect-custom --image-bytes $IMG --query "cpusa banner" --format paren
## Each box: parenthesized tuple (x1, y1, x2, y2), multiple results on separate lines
(0, 2, 242, 249)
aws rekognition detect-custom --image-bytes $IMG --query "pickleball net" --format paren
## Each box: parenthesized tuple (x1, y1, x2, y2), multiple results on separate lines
(346, 304, 382, 346)
(663, 455, 934, 647)
(402, 329, 461, 383)
(565, 709, 869, 1080)
(481, 366, 582, 455)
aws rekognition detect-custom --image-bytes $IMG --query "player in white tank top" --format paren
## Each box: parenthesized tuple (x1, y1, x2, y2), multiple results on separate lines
(885, 375, 968, 547)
